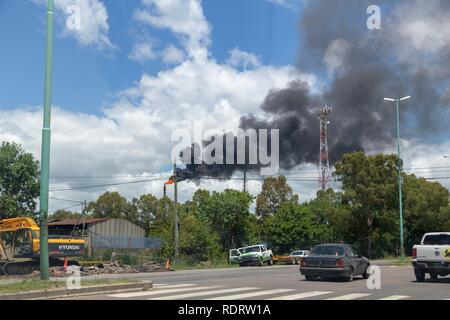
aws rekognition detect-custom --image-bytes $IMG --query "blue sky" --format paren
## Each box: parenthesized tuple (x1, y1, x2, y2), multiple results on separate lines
(0, 0, 299, 115)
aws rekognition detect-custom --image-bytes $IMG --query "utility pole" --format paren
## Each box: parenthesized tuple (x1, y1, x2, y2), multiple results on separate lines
(243, 167, 247, 192)
(173, 162, 179, 259)
(317, 105, 332, 191)
(39, 0, 55, 281)
(384, 96, 411, 262)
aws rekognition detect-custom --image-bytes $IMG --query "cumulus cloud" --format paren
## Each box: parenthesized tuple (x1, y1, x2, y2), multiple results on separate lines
(33, 0, 114, 50)
(134, 0, 211, 60)
(162, 44, 186, 65)
(129, 42, 157, 63)
(323, 39, 352, 75)
(226, 48, 262, 70)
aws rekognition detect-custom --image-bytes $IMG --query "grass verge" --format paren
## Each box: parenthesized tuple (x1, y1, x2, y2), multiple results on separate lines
(0, 278, 136, 295)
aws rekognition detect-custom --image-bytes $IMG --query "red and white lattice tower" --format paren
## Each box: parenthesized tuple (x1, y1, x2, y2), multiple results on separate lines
(317, 105, 332, 191)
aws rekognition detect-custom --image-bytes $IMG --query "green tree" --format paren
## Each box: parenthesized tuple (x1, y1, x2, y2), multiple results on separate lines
(132, 193, 160, 235)
(87, 191, 135, 220)
(334, 152, 399, 258)
(0, 142, 40, 218)
(256, 176, 298, 219)
(178, 208, 221, 262)
(197, 189, 254, 253)
(50, 209, 81, 220)
(308, 189, 353, 245)
(403, 175, 450, 252)
(265, 201, 332, 254)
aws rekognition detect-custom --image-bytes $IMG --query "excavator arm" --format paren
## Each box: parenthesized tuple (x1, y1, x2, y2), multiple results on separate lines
(0, 217, 39, 232)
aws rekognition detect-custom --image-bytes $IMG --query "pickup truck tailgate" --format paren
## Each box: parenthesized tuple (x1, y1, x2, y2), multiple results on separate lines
(417, 246, 450, 262)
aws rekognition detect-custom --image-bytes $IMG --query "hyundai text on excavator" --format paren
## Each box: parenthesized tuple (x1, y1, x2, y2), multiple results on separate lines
(0, 217, 85, 275)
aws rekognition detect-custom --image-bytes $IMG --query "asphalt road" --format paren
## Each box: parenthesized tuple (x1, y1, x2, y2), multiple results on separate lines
(57, 264, 450, 300)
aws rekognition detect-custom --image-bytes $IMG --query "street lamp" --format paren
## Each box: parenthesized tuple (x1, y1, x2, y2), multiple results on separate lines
(384, 96, 411, 262)
(39, 0, 55, 280)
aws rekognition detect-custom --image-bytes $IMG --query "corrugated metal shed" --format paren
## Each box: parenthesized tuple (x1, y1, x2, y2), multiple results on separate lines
(48, 218, 160, 249)
(88, 218, 145, 238)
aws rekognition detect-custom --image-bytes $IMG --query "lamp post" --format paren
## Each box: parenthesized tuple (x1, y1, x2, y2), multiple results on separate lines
(384, 96, 411, 262)
(39, 0, 55, 280)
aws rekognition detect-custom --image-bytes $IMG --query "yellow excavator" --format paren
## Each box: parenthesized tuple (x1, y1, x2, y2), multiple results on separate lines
(0, 217, 85, 275)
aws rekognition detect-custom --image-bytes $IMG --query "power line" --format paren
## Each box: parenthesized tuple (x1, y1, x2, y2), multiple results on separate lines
(49, 197, 85, 204)
(49, 177, 165, 192)
(49, 203, 82, 214)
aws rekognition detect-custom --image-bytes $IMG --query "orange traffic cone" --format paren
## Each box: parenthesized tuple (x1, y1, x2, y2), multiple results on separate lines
(165, 258, 171, 271)
(63, 257, 68, 271)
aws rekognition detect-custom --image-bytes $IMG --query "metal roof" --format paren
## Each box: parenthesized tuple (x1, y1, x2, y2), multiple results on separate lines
(48, 218, 108, 226)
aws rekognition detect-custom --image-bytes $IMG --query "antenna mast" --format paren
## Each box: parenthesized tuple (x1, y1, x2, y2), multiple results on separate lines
(317, 105, 332, 191)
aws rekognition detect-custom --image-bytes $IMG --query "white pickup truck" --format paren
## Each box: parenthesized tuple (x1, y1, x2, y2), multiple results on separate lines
(412, 232, 450, 282)
(229, 244, 273, 267)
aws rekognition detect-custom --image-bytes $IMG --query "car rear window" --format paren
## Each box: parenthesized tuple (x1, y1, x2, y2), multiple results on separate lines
(312, 245, 345, 256)
(423, 234, 450, 245)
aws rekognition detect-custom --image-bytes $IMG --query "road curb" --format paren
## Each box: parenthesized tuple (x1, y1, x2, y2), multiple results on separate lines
(0, 281, 152, 300)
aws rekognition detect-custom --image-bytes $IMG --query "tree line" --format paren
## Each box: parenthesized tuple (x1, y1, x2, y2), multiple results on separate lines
(1, 141, 449, 260)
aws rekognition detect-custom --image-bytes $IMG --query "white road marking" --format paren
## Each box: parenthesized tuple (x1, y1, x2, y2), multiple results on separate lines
(265, 291, 333, 300)
(206, 289, 295, 300)
(326, 293, 372, 300)
(109, 286, 222, 298)
(379, 295, 410, 300)
(149, 287, 260, 300)
(152, 284, 195, 289)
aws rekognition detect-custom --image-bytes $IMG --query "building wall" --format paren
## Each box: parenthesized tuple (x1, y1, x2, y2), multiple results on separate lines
(87, 219, 146, 249)
(88, 219, 145, 238)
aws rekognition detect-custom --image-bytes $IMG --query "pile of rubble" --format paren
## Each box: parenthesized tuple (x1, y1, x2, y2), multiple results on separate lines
(47, 261, 164, 278)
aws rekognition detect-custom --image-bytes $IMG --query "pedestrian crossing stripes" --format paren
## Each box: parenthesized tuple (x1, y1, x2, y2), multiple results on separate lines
(265, 291, 333, 300)
(148, 287, 259, 300)
(109, 286, 222, 298)
(378, 295, 410, 300)
(107, 283, 420, 300)
(326, 293, 372, 300)
(205, 289, 295, 300)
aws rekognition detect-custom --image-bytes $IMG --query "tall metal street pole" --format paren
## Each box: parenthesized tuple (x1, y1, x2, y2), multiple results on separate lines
(395, 99, 404, 262)
(39, 0, 55, 280)
(173, 162, 179, 259)
(384, 96, 411, 262)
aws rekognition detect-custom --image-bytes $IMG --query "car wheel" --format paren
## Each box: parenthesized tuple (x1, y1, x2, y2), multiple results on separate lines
(268, 257, 273, 266)
(305, 275, 315, 281)
(346, 267, 354, 282)
(430, 272, 438, 280)
(415, 269, 425, 282)
(363, 265, 370, 279)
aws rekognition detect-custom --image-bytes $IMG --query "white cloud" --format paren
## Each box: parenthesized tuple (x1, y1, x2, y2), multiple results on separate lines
(162, 44, 186, 65)
(33, 0, 114, 50)
(227, 48, 262, 70)
(134, 0, 211, 60)
(266, 0, 303, 11)
(129, 42, 157, 63)
(323, 38, 352, 75)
